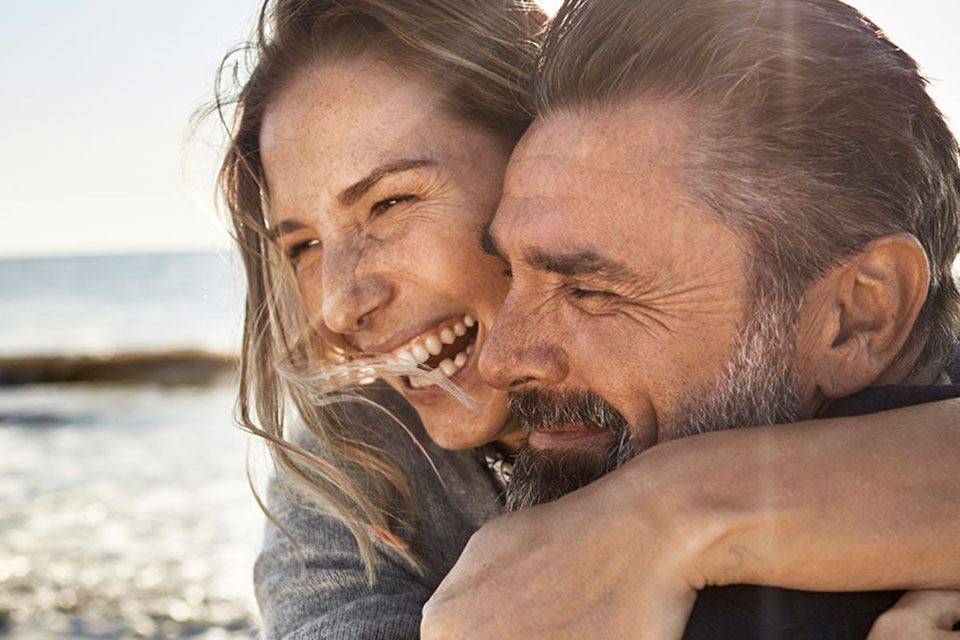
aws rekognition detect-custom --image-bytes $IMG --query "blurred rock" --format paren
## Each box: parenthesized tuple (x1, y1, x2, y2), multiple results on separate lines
(0, 351, 237, 387)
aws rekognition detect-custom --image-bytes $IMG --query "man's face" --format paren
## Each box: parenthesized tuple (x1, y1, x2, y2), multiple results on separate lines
(479, 103, 806, 508)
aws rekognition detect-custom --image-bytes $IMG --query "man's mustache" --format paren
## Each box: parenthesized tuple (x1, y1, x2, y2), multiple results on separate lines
(507, 389, 630, 434)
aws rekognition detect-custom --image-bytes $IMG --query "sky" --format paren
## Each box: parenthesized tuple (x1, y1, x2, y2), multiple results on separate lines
(0, 2, 257, 257)
(1, 1, 959, 258)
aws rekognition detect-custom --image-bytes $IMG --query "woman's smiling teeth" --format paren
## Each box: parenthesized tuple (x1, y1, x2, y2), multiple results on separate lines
(392, 314, 477, 388)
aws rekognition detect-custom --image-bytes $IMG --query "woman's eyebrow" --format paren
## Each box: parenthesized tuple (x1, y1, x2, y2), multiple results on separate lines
(338, 158, 436, 206)
(269, 219, 308, 240)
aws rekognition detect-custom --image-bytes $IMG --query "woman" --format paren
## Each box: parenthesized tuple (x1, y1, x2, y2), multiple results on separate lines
(212, 0, 960, 637)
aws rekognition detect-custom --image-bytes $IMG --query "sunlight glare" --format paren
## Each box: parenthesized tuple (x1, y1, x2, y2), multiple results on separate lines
(535, 0, 563, 17)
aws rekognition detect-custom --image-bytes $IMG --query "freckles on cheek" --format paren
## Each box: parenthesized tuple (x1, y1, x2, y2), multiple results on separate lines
(295, 269, 324, 318)
(405, 226, 484, 276)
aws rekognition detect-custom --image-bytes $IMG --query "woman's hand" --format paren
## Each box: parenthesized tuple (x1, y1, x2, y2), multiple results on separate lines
(421, 466, 701, 640)
(868, 591, 960, 639)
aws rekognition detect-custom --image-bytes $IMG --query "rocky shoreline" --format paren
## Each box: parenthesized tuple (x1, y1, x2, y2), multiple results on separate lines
(0, 351, 238, 387)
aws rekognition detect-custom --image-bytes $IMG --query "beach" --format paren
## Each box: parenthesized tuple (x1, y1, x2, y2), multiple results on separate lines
(0, 252, 262, 638)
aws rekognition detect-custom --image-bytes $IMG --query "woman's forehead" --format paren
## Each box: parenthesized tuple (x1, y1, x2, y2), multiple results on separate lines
(264, 60, 447, 145)
(260, 65, 491, 218)
(265, 64, 455, 163)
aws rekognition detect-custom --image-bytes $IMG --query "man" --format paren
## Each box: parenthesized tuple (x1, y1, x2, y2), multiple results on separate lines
(423, 0, 960, 637)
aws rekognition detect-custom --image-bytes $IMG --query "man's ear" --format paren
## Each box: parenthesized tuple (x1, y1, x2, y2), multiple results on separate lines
(798, 233, 929, 398)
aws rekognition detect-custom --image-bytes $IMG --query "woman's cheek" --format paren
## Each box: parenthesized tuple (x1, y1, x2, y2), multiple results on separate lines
(296, 268, 325, 322)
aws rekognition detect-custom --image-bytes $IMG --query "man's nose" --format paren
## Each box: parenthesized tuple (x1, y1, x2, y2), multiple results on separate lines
(478, 292, 569, 390)
(320, 240, 392, 335)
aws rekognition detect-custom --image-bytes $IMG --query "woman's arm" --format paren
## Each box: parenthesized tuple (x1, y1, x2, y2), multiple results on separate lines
(422, 398, 960, 640)
(682, 397, 960, 592)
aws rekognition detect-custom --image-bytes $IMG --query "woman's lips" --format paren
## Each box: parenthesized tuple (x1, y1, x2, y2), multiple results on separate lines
(399, 326, 480, 398)
(387, 314, 479, 389)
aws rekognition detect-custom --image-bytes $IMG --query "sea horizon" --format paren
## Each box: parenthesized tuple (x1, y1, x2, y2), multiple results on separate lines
(0, 250, 245, 363)
(1, 250, 264, 638)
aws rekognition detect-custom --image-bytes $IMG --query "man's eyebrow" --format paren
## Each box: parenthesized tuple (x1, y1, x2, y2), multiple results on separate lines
(480, 224, 639, 283)
(525, 248, 636, 281)
(338, 158, 436, 206)
(478, 221, 505, 259)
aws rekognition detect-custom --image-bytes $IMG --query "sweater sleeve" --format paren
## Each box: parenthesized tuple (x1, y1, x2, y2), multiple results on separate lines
(253, 385, 503, 640)
(254, 481, 431, 640)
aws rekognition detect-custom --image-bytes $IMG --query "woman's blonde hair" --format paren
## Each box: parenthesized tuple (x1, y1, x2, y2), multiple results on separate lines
(212, 0, 544, 581)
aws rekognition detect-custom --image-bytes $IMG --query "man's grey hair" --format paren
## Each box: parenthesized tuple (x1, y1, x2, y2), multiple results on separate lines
(534, 0, 960, 375)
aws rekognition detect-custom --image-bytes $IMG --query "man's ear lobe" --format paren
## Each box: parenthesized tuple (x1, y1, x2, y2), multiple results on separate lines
(804, 233, 929, 398)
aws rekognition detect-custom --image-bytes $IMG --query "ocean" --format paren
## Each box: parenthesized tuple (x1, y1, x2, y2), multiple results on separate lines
(0, 252, 263, 639)
(0, 252, 243, 358)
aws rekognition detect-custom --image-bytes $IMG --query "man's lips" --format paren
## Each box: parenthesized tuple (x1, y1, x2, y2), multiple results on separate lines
(527, 428, 615, 450)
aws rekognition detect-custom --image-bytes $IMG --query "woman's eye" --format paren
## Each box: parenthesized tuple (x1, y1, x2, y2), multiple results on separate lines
(370, 194, 417, 218)
(286, 238, 321, 262)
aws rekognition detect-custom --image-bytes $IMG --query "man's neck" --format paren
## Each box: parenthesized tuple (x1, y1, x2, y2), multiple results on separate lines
(819, 378, 960, 420)
(875, 338, 956, 387)
(814, 362, 952, 419)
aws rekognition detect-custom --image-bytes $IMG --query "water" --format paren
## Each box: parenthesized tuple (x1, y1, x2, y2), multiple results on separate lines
(0, 252, 243, 358)
(0, 253, 264, 638)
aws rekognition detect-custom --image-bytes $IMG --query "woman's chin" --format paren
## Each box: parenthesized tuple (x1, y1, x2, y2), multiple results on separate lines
(415, 397, 513, 451)
(381, 364, 512, 450)
(418, 408, 504, 450)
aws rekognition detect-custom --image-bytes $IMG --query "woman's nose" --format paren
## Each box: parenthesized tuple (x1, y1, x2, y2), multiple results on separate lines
(320, 241, 393, 336)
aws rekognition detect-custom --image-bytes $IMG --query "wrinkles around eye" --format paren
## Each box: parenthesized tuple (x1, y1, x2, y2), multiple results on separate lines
(370, 194, 419, 219)
(564, 285, 623, 317)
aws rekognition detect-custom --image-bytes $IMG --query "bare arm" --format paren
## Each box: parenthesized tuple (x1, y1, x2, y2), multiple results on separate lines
(423, 398, 960, 640)
(681, 397, 960, 592)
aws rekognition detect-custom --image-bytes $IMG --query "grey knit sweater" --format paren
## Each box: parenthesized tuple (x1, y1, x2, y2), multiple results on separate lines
(254, 387, 503, 639)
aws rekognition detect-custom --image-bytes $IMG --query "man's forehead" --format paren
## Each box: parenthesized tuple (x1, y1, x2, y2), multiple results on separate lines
(492, 101, 697, 255)
(511, 102, 691, 169)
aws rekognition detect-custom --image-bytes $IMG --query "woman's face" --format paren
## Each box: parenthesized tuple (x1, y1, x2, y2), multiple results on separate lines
(260, 58, 519, 450)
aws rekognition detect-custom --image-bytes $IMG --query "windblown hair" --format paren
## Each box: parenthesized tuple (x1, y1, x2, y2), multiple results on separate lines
(536, 0, 960, 375)
(211, 0, 543, 581)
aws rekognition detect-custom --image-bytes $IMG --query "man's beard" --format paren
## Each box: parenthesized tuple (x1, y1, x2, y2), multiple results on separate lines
(505, 389, 633, 511)
(505, 293, 807, 511)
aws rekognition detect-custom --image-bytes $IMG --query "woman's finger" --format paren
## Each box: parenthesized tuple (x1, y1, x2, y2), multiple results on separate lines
(868, 590, 960, 639)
